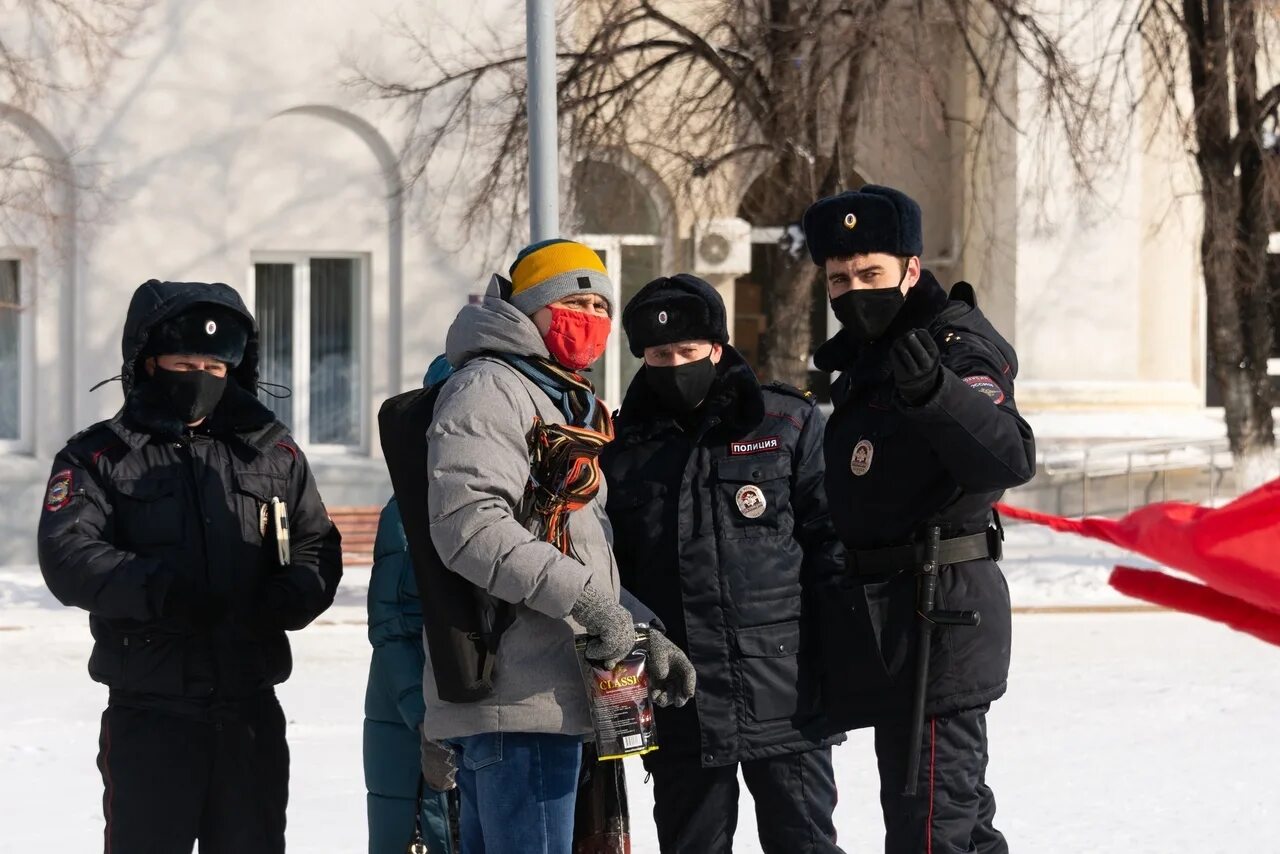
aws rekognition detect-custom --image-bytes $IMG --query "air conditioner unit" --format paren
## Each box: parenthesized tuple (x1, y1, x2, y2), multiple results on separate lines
(693, 217, 752, 276)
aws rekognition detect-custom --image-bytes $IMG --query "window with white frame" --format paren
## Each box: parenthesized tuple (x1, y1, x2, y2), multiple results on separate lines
(0, 256, 32, 450)
(250, 254, 367, 450)
(572, 159, 666, 405)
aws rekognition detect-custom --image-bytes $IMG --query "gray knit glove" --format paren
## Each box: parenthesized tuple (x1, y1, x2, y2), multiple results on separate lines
(646, 628, 697, 708)
(419, 725, 458, 792)
(570, 583, 637, 670)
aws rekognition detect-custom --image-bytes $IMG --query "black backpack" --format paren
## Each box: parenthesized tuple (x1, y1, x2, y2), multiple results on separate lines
(378, 384, 512, 702)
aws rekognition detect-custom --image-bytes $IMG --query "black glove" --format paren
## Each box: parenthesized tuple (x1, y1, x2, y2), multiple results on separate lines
(645, 628, 696, 708)
(570, 583, 637, 670)
(891, 329, 942, 405)
(419, 725, 458, 792)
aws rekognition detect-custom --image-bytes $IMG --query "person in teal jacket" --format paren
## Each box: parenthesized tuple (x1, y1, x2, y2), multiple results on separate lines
(365, 359, 454, 853)
(364, 495, 452, 854)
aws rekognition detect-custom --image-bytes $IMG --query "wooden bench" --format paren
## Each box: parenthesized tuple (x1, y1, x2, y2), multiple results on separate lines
(329, 506, 381, 568)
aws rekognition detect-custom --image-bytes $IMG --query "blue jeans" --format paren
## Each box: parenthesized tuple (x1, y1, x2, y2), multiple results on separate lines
(444, 732, 582, 854)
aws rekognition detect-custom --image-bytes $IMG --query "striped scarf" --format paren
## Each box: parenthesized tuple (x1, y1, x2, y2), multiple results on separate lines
(494, 354, 610, 432)
(495, 354, 614, 555)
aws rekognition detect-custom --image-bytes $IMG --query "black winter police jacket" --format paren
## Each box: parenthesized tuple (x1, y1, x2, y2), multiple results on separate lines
(601, 347, 846, 767)
(813, 272, 1035, 725)
(37, 281, 343, 715)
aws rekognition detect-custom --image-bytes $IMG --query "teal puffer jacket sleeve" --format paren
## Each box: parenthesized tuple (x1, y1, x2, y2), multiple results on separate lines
(367, 499, 427, 731)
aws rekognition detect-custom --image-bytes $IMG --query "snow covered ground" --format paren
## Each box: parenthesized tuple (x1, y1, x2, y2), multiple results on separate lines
(3, 526, 1278, 853)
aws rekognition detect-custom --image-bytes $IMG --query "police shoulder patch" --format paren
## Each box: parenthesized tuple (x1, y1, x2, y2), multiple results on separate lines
(45, 469, 74, 512)
(962, 375, 1006, 405)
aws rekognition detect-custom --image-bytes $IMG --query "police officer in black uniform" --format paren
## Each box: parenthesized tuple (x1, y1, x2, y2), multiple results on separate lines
(601, 275, 846, 854)
(38, 280, 343, 854)
(804, 187, 1036, 853)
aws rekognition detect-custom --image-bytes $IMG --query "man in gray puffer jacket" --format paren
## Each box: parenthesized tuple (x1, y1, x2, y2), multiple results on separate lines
(422, 239, 696, 854)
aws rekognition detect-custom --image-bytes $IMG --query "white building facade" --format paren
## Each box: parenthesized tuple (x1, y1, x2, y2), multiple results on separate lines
(0, 0, 1231, 562)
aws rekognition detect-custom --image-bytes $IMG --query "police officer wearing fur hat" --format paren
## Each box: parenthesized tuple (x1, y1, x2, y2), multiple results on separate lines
(805, 186, 1035, 853)
(38, 280, 343, 853)
(601, 274, 846, 854)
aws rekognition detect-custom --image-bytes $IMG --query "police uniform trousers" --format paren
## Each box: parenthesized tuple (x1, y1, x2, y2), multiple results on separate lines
(875, 705, 1006, 854)
(649, 746, 843, 854)
(96, 691, 289, 854)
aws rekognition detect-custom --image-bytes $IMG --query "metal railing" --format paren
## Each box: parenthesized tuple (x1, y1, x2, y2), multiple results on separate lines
(1008, 437, 1270, 516)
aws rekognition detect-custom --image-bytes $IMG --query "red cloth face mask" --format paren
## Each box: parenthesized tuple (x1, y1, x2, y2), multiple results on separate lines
(543, 307, 611, 371)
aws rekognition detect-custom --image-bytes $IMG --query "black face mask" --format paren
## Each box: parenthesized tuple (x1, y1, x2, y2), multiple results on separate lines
(645, 356, 718, 413)
(150, 366, 228, 424)
(831, 286, 906, 343)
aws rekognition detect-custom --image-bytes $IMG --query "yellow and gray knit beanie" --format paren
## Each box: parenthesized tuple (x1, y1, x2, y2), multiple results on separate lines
(506, 239, 613, 316)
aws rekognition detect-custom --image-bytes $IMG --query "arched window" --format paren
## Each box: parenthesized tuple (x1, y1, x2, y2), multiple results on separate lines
(230, 107, 403, 454)
(574, 160, 661, 235)
(0, 107, 75, 455)
(571, 158, 668, 404)
(0, 254, 26, 447)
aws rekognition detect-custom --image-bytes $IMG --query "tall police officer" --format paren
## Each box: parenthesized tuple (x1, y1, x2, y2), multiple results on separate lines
(38, 280, 343, 854)
(804, 187, 1036, 853)
(601, 275, 846, 854)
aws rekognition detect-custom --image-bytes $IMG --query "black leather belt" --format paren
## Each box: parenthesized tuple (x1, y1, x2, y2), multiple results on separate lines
(846, 529, 1001, 577)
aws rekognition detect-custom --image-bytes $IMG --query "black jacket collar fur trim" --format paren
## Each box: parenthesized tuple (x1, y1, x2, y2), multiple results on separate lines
(113, 379, 284, 453)
(615, 345, 765, 444)
(813, 270, 950, 375)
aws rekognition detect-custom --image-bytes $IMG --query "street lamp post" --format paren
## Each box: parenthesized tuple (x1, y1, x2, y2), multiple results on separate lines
(526, 0, 559, 242)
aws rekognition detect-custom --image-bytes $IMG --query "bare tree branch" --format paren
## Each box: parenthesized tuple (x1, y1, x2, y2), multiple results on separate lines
(350, 0, 1280, 458)
(0, 1, 149, 246)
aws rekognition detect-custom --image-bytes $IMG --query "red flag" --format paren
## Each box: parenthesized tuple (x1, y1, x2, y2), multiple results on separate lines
(998, 479, 1280, 645)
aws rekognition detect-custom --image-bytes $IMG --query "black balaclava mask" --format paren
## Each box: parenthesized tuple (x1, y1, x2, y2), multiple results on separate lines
(150, 366, 228, 424)
(830, 266, 910, 343)
(645, 356, 718, 413)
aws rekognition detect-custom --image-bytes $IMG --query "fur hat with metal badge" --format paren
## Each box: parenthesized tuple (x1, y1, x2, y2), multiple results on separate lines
(144, 303, 251, 367)
(801, 184, 924, 266)
(622, 273, 730, 357)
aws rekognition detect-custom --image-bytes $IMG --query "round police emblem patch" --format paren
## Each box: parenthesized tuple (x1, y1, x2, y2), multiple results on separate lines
(734, 484, 767, 519)
(850, 439, 874, 477)
(205, 320, 217, 335)
(657, 310, 668, 325)
(843, 212, 857, 230)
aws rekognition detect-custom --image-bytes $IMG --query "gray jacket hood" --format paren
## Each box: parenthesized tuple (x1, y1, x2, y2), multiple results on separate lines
(445, 275, 551, 367)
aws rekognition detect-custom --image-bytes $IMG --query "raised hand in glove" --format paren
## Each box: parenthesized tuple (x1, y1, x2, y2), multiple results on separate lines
(419, 725, 458, 792)
(570, 583, 637, 670)
(890, 329, 942, 405)
(646, 628, 696, 708)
